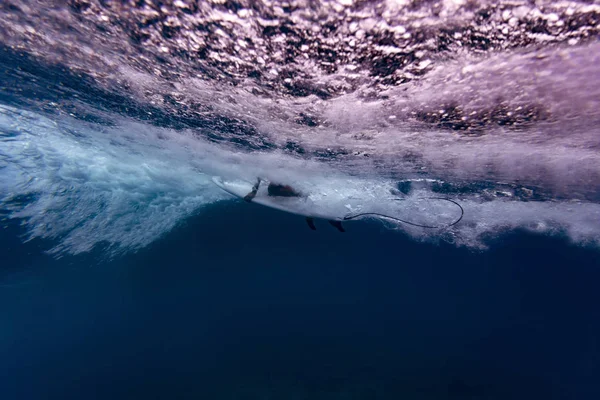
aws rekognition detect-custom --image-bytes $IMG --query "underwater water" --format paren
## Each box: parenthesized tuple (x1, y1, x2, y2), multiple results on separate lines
(1, 0, 599, 399)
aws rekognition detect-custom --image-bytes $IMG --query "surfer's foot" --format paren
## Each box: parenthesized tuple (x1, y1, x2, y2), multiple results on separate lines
(306, 217, 316, 231)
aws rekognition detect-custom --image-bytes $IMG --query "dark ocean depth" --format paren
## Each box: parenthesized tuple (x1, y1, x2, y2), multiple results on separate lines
(1, 201, 599, 400)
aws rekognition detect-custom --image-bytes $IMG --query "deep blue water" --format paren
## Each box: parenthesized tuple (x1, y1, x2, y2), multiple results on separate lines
(1, 201, 599, 399)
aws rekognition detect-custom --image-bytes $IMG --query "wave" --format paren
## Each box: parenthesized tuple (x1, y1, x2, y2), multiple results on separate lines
(0, 1, 599, 255)
(1, 104, 599, 256)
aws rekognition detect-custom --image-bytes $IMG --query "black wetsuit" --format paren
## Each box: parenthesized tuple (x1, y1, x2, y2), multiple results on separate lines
(267, 183, 302, 197)
(244, 179, 302, 202)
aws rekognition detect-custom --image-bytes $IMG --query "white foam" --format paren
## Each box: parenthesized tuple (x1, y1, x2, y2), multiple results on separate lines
(1, 104, 599, 256)
(149, 43, 600, 202)
(0, 105, 226, 256)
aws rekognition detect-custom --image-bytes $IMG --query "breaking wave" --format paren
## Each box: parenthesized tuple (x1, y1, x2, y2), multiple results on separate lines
(1, 0, 599, 255)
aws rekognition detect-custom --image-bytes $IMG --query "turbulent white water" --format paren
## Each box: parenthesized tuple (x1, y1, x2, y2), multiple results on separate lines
(1, 0, 599, 255)
(2, 103, 599, 256)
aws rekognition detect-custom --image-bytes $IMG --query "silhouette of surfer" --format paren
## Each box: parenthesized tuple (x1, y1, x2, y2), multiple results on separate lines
(243, 178, 345, 232)
(243, 178, 302, 202)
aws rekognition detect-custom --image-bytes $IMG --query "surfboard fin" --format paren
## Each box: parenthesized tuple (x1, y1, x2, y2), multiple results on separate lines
(306, 217, 317, 231)
(328, 220, 345, 232)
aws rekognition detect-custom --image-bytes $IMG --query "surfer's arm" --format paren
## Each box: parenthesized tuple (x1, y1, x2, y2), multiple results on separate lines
(243, 177, 262, 202)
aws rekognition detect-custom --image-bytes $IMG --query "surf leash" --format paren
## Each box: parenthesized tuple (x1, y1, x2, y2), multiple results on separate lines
(343, 197, 464, 229)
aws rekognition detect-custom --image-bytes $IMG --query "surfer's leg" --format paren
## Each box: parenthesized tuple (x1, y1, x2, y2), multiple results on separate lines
(305, 217, 317, 231)
(328, 220, 345, 232)
(243, 178, 262, 202)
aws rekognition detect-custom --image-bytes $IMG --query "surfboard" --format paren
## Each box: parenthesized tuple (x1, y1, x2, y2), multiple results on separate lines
(212, 176, 464, 229)
(212, 176, 344, 221)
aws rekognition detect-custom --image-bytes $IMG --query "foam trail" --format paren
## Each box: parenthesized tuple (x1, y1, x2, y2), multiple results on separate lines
(2, 104, 600, 256)
(0, 105, 226, 256)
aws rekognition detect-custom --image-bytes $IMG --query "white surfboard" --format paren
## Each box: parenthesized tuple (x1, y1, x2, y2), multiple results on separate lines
(212, 176, 464, 230)
(212, 176, 344, 221)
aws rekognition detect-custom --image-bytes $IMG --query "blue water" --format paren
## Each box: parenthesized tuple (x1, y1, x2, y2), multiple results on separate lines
(2, 202, 599, 399)
(2, 1, 600, 399)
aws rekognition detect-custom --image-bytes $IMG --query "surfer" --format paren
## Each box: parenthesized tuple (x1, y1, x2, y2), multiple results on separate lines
(243, 178, 303, 202)
(217, 176, 462, 232)
(243, 178, 345, 232)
